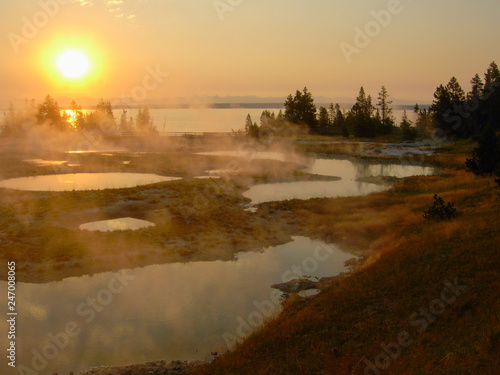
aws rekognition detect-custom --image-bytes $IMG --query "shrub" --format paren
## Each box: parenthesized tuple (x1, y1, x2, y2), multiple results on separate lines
(423, 194, 458, 221)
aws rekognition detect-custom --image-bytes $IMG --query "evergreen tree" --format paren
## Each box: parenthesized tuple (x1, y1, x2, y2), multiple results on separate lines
(484, 61, 500, 89)
(95, 99, 114, 119)
(400, 110, 417, 141)
(260, 110, 275, 129)
(332, 103, 347, 137)
(469, 74, 484, 99)
(483, 61, 500, 130)
(136, 105, 153, 133)
(244, 114, 260, 139)
(415, 108, 434, 136)
(328, 103, 336, 125)
(82, 99, 116, 133)
(465, 73, 486, 132)
(284, 87, 317, 129)
(68, 100, 84, 130)
(119, 110, 130, 133)
(95, 98, 116, 132)
(375, 108, 382, 129)
(377, 85, 394, 134)
(430, 77, 468, 137)
(245, 114, 253, 133)
(347, 87, 376, 138)
(36, 95, 63, 129)
(317, 106, 331, 132)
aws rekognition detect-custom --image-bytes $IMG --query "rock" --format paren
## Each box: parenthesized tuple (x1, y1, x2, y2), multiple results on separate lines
(271, 278, 318, 293)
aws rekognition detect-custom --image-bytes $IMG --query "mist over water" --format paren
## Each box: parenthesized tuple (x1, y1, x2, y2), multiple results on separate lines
(0, 102, 436, 375)
(0, 237, 355, 374)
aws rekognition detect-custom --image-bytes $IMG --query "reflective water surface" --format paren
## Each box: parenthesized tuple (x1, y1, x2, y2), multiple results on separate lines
(79, 218, 155, 232)
(244, 180, 388, 204)
(0, 155, 436, 374)
(197, 151, 290, 162)
(244, 158, 435, 204)
(0, 173, 181, 191)
(305, 158, 435, 179)
(23, 159, 68, 167)
(0, 237, 354, 374)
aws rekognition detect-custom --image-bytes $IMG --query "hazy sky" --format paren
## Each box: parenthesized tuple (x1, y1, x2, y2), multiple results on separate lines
(1, 0, 499, 105)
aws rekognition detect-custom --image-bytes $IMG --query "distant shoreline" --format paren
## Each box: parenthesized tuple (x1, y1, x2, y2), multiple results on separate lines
(6, 102, 430, 111)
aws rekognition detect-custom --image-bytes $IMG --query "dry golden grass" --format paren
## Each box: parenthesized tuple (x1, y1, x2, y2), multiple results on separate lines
(190, 158, 500, 374)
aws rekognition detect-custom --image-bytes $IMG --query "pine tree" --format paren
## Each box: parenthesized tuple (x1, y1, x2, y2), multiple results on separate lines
(415, 108, 433, 136)
(245, 114, 253, 133)
(136, 105, 153, 133)
(469, 74, 484, 99)
(348, 87, 376, 138)
(377, 86, 394, 133)
(284, 87, 317, 129)
(317, 106, 330, 132)
(260, 110, 275, 128)
(244, 114, 259, 139)
(483, 61, 500, 130)
(68, 100, 84, 130)
(332, 103, 347, 137)
(484, 61, 500, 90)
(92, 99, 116, 133)
(400, 110, 417, 141)
(430, 77, 468, 137)
(36, 95, 63, 129)
(328, 103, 336, 124)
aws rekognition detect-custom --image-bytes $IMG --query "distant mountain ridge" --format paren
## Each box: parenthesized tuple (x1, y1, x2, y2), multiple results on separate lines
(1, 95, 429, 110)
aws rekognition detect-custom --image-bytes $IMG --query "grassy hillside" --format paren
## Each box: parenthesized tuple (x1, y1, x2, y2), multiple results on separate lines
(190, 147, 500, 374)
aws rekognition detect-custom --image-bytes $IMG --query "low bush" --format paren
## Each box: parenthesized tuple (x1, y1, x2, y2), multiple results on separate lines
(423, 194, 458, 221)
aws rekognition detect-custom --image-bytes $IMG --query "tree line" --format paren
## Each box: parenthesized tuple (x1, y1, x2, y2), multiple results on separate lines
(245, 86, 423, 141)
(1, 95, 157, 137)
(245, 61, 500, 142)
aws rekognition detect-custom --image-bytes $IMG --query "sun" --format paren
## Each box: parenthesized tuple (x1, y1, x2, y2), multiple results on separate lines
(57, 50, 89, 79)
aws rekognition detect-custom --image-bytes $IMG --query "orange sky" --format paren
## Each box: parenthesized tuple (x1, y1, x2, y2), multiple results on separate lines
(1, 0, 499, 106)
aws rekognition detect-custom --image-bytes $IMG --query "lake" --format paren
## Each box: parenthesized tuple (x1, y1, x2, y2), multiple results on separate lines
(115, 108, 284, 133)
(111, 108, 415, 133)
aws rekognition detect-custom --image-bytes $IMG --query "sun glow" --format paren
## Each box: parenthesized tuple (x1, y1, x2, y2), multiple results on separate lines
(57, 50, 89, 79)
